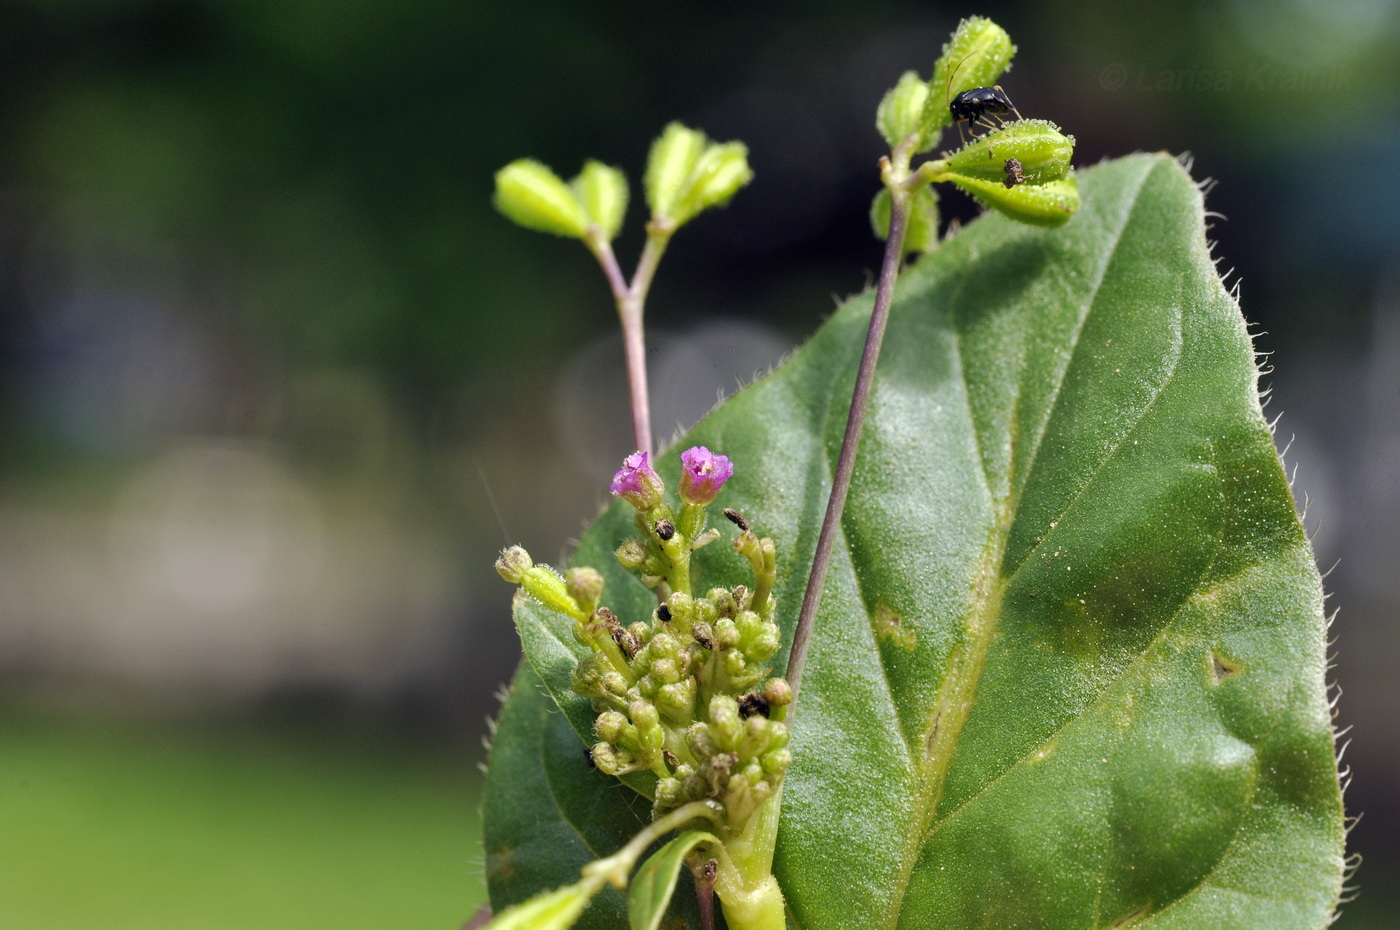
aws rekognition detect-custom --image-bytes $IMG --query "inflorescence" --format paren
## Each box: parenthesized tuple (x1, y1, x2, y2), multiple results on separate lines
(496, 447, 792, 834)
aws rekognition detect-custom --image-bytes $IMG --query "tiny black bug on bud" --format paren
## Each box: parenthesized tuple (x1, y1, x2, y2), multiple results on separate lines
(738, 691, 771, 719)
(655, 519, 676, 541)
(723, 508, 749, 531)
(950, 86, 1022, 142)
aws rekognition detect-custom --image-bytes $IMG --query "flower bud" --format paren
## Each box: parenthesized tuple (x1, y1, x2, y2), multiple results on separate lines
(950, 174, 1079, 227)
(656, 777, 683, 807)
(519, 564, 587, 621)
(648, 632, 681, 663)
(877, 70, 933, 151)
(670, 142, 753, 226)
(650, 657, 680, 684)
(645, 122, 707, 217)
(942, 120, 1073, 186)
(869, 185, 941, 256)
(629, 700, 659, 732)
(762, 748, 791, 777)
(493, 159, 589, 238)
(611, 451, 665, 511)
(595, 710, 628, 743)
(615, 538, 648, 571)
(687, 722, 719, 760)
(709, 696, 742, 750)
(656, 680, 696, 722)
(591, 742, 621, 775)
(745, 625, 780, 663)
(571, 160, 628, 241)
(564, 566, 605, 614)
(762, 678, 794, 708)
(494, 545, 533, 583)
(923, 17, 1016, 135)
(714, 618, 741, 650)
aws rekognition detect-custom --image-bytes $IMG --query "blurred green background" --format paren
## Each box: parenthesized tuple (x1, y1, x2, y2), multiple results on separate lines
(0, 1, 1395, 926)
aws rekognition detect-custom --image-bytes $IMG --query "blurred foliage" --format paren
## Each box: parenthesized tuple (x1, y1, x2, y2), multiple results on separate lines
(0, 703, 482, 928)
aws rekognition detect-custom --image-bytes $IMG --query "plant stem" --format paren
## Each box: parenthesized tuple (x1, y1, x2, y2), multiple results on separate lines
(785, 163, 913, 702)
(590, 226, 672, 456)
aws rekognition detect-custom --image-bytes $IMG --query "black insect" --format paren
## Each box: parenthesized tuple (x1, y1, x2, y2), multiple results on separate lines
(949, 86, 1022, 142)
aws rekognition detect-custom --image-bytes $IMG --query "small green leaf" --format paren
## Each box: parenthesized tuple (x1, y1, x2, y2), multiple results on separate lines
(481, 883, 594, 930)
(629, 831, 719, 930)
(572, 160, 629, 241)
(669, 141, 753, 225)
(493, 159, 589, 238)
(869, 186, 940, 255)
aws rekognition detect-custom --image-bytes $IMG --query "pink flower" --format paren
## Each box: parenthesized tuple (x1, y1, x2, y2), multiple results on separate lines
(678, 446, 734, 505)
(611, 451, 664, 510)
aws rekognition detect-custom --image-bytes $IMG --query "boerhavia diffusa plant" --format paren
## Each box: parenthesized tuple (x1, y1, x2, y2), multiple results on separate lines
(482, 15, 1347, 930)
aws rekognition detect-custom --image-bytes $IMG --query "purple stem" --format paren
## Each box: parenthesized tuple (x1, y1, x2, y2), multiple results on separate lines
(785, 182, 912, 700)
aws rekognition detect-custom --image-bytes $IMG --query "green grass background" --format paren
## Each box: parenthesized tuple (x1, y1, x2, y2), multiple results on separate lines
(0, 708, 484, 929)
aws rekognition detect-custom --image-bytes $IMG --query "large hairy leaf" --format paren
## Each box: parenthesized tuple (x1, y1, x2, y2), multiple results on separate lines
(484, 153, 1345, 928)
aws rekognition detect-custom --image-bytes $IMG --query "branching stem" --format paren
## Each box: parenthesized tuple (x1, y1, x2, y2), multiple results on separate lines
(588, 224, 674, 456)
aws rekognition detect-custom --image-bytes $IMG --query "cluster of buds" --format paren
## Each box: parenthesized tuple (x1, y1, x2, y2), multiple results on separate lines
(496, 446, 792, 833)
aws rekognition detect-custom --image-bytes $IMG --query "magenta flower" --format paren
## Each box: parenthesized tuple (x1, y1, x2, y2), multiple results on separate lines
(611, 451, 665, 511)
(678, 446, 734, 506)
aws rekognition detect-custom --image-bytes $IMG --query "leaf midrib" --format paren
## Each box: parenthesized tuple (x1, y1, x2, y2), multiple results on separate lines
(877, 159, 1159, 930)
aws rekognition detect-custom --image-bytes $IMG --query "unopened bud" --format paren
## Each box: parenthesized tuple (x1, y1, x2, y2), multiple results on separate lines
(616, 538, 648, 571)
(494, 545, 533, 583)
(670, 142, 753, 226)
(564, 567, 605, 614)
(493, 159, 589, 238)
(571, 160, 628, 241)
(942, 120, 1073, 186)
(595, 710, 627, 743)
(519, 564, 586, 621)
(923, 17, 1016, 135)
(645, 122, 707, 218)
(877, 71, 933, 151)
(951, 174, 1079, 227)
(761, 678, 794, 708)
(630, 700, 659, 732)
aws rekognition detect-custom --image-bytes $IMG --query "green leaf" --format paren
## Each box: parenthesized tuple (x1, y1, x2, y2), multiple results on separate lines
(489, 153, 1345, 928)
(630, 831, 719, 930)
(480, 883, 594, 930)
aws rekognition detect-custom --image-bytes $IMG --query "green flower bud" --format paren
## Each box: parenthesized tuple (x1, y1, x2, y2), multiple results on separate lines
(648, 633, 681, 663)
(656, 680, 695, 723)
(709, 696, 742, 750)
(923, 17, 1016, 135)
(942, 120, 1073, 186)
(564, 566, 605, 615)
(494, 545, 533, 584)
(645, 122, 707, 217)
(761, 748, 791, 776)
(615, 538, 648, 572)
(493, 159, 589, 238)
(627, 622, 652, 649)
(695, 597, 719, 626)
(650, 657, 680, 684)
(745, 625, 780, 663)
(656, 777, 683, 807)
(762, 678, 794, 708)
(714, 618, 741, 650)
(591, 742, 621, 775)
(950, 173, 1079, 227)
(571, 160, 628, 241)
(669, 141, 753, 226)
(724, 650, 749, 680)
(519, 565, 587, 621)
(629, 700, 659, 731)
(596, 710, 628, 743)
(665, 591, 695, 626)
(687, 723, 719, 760)
(870, 184, 941, 256)
(601, 671, 628, 695)
(877, 70, 933, 151)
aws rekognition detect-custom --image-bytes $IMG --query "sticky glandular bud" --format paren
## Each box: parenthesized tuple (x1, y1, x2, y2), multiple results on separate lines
(923, 16, 1016, 135)
(493, 159, 589, 238)
(943, 119, 1073, 186)
(494, 545, 533, 583)
(877, 70, 933, 151)
(571, 159, 628, 241)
